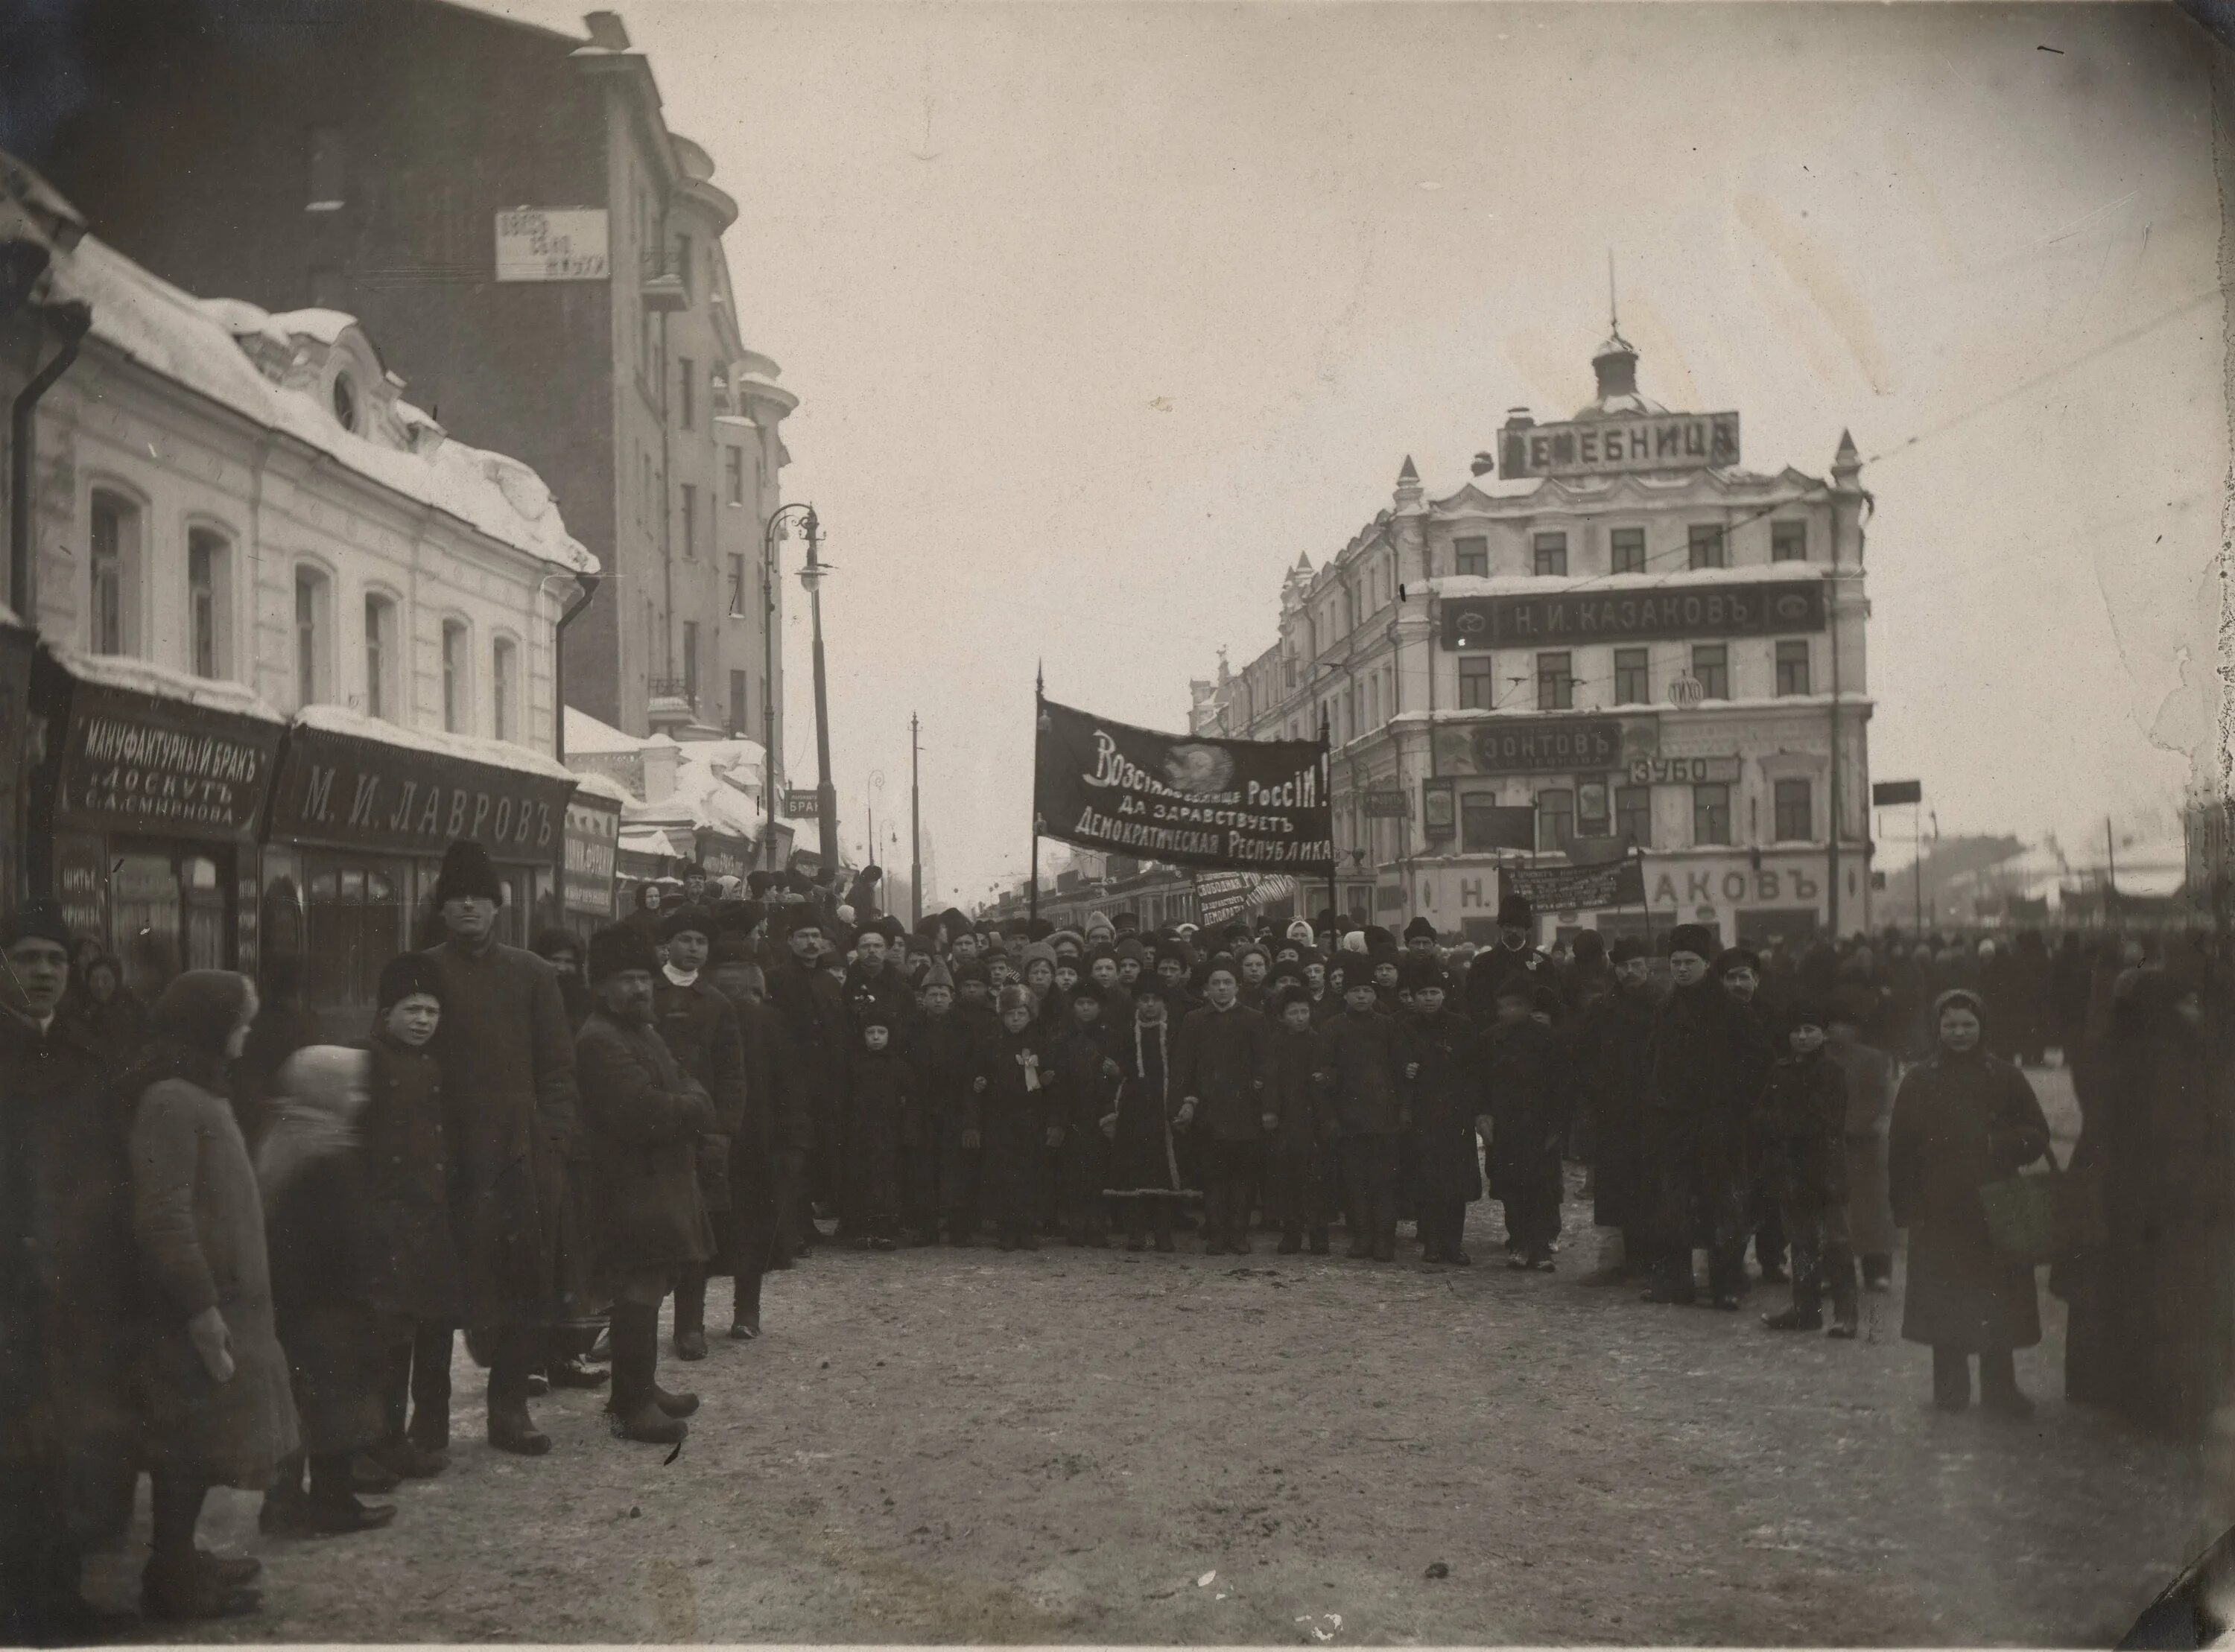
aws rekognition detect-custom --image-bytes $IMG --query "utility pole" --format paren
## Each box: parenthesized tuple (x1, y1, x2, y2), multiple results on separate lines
(910, 711, 923, 927)
(801, 509, 839, 869)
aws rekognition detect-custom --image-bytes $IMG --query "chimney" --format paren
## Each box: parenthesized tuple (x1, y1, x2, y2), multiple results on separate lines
(583, 11, 630, 49)
(642, 737, 680, 802)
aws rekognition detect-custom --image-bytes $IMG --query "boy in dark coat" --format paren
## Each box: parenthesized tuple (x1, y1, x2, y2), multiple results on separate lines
(258, 1047, 396, 1537)
(846, 1006, 913, 1248)
(653, 906, 747, 1359)
(1756, 1003, 1860, 1338)
(363, 954, 462, 1480)
(1049, 985, 1120, 1247)
(1641, 924, 1759, 1309)
(1398, 959, 1485, 1264)
(1722, 947, 1789, 1286)
(1320, 976, 1408, 1260)
(574, 927, 712, 1446)
(1483, 982, 1573, 1270)
(975, 985, 1058, 1250)
(918, 962, 988, 1244)
(1173, 956, 1273, 1255)
(1264, 985, 1337, 1254)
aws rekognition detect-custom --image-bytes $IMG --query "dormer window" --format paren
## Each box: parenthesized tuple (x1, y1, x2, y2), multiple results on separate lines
(332, 372, 358, 433)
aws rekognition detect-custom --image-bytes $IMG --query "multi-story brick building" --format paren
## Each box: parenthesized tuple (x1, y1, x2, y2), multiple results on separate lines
(31, 0, 796, 787)
(1192, 327, 1873, 947)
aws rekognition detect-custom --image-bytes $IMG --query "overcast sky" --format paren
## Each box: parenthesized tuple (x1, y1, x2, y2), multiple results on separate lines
(477, 0, 2224, 911)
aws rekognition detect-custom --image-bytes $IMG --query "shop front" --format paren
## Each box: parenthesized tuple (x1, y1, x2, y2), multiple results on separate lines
(694, 829, 755, 884)
(263, 712, 576, 1037)
(562, 782, 623, 940)
(32, 651, 287, 1000)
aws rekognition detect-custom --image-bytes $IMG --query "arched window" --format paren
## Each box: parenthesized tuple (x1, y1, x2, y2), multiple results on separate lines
(294, 565, 332, 707)
(363, 592, 399, 719)
(89, 487, 144, 656)
(186, 525, 233, 679)
(442, 618, 472, 734)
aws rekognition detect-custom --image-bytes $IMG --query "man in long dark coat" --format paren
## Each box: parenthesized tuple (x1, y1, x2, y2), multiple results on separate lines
(1396, 958, 1484, 1264)
(706, 940, 796, 1333)
(575, 926, 711, 1446)
(0, 901, 143, 1639)
(423, 840, 580, 1456)
(1576, 934, 1658, 1284)
(763, 907, 852, 1248)
(1719, 947, 1787, 1285)
(652, 906, 746, 1362)
(1640, 924, 1758, 1309)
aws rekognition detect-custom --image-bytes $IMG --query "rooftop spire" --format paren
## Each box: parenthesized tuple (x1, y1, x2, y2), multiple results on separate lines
(1398, 454, 1418, 483)
(1608, 248, 1618, 335)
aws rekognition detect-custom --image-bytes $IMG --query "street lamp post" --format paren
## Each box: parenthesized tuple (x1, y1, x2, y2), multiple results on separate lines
(762, 502, 840, 871)
(798, 514, 840, 871)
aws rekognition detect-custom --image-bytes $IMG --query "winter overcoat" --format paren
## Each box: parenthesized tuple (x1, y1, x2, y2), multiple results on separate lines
(1838, 1041, 1900, 1257)
(1754, 1051, 1850, 1209)
(1317, 1009, 1406, 1137)
(1482, 1016, 1573, 1194)
(765, 954, 851, 1154)
(360, 1034, 461, 1323)
(1262, 1023, 1337, 1227)
(1577, 981, 1657, 1229)
(1643, 981, 1758, 1248)
(425, 938, 581, 1327)
(975, 1025, 1052, 1224)
(262, 1127, 385, 1458)
(1398, 1011, 1486, 1205)
(1173, 1003, 1272, 1141)
(1104, 1018, 1192, 1198)
(130, 1074, 299, 1488)
(654, 974, 746, 1214)
(574, 1011, 716, 1281)
(844, 1048, 913, 1225)
(1047, 1020, 1117, 1214)
(1888, 1048, 2050, 1352)
(0, 1011, 139, 1548)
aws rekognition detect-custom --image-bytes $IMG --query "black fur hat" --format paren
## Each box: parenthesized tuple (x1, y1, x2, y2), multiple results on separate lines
(434, 839, 504, 906)
(586, 924, 659, 983)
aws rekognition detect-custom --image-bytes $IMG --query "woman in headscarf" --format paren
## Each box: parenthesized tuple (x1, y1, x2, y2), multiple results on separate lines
(256, 1046, 396, 1537)
(1888, 987, 2052, 1417)
(125, 970, 298, 1621)
(74, 950, 149, 1060)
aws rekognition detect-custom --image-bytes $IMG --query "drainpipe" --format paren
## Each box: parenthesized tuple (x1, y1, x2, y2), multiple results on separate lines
(554, 571, 600, 760)
(10, 299, 91, 617)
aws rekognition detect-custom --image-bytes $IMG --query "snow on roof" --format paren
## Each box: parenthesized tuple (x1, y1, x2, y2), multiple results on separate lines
(292, 701, 577, 784)
(39, 235, 596, 575)
(0, 597, 23, 630)
(263, 307, 359, 346)
(50, 646, 288, 723)
(566, 767, 635, 807)
(619, 826, 684, 860)
(562, 705, 648, 755)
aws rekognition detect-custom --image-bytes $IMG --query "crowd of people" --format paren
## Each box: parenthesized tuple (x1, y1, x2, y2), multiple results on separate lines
(3, 837, 2231, 1641)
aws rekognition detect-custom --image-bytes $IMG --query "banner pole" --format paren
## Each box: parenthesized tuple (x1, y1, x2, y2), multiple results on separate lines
(1031, 664, 1044, 928)
(1319, 705, 1337, 934)
(1635, 844, 1654, 953)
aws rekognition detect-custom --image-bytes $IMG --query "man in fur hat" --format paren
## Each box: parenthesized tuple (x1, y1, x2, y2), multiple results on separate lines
(1464, 892, 1561, 1020)
(1403, 916, 1441, 956)
(653, 907, 746, 1361)
(422, 841, 581, 1457)
(0, 900, 142, 1638)
(761, 905, 852, 1248)
(1640, 924, 1760, 1309)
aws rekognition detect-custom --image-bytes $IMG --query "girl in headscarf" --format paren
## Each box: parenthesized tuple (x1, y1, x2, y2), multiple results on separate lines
(74, 950, 149, 1060)
(125, 970, 297, 1621)
(1888, 988, 2052, 1416)
(256, 1046, 396, 1537)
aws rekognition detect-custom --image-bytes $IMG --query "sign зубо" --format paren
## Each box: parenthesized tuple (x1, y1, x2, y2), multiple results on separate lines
(1442, 581, 1825, 650)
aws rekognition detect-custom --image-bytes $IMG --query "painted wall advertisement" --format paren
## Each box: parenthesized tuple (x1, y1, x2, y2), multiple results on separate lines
(563, 795, 620, 918)
(1500, 410, 1740, 479)
(1442, 580, 1825, 650)
(269, 726, 571, 861)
